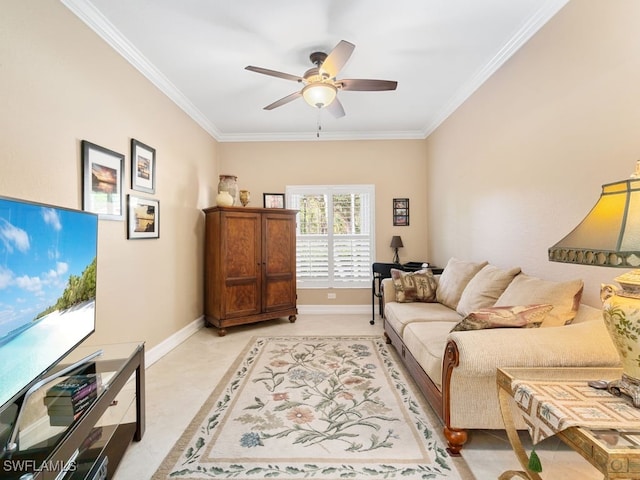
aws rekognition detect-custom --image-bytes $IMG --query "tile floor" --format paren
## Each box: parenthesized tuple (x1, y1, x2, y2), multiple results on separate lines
(113, 314, 602, 480)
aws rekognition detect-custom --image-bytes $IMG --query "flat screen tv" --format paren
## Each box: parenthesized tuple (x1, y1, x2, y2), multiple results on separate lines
(0, 196, 98, 422)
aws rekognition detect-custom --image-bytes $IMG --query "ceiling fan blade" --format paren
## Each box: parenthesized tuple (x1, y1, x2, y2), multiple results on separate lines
(263, 91, 302, 110)
(339, 79, 398, 91)
(320, 40, 355, 79)
(326, 97, 345, 118)
(245, 66, 303, 83)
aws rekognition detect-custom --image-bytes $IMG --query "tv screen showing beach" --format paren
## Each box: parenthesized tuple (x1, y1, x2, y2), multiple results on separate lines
(0, 197, 98, 410)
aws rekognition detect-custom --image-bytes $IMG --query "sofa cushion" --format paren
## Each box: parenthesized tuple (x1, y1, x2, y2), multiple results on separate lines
(450, 304, 553, 331)
(390, 268, 437, 303)
(402, 321, 454, 390)
(384, 301, 463, 336)
(494, 274, 584, 327)
(456, 264, 521, 316)
(435, 258, 488, 310)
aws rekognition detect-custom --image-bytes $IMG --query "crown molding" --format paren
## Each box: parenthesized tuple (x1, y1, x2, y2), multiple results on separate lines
(61, 0, 223, 140)
(62, 0, 568, 143)
(216, 129, 426, 143)
(421, 0, 569, 138)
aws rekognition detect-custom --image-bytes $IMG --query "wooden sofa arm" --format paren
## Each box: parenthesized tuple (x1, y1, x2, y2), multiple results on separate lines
(442, 339, 466, 455)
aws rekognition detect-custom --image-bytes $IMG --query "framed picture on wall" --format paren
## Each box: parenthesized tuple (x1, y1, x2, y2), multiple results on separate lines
(127, 195, 159, 239)
(264, 193, 285, 208)
(82, 140, 124, 220)
(131, 139, 156, 194)
(393, 198, 409, 226)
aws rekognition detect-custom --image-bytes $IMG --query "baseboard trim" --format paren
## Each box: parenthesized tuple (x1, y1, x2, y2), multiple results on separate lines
(144, 306, 371, 366)
(145, 315, 205, 367)
(297, 305, 370, 315)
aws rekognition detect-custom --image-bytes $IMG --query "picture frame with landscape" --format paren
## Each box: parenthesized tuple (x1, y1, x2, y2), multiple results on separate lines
(127, 195, 159, 239)
(82, 140, 124, 221)
(131, 139, 156, 194)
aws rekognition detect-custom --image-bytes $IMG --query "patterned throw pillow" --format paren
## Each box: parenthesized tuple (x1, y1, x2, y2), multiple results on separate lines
(390, 268, 437, 303)
(450, 304, 553, 332)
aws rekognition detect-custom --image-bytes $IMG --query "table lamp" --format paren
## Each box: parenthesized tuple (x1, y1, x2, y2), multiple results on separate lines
(549, 162, 640, 407)
(390, 236, 403, 264)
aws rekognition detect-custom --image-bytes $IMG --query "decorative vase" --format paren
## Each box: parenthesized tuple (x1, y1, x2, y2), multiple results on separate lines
(601, 271, 640, 407)
(218, 175, 238, 205)
(239, 190, 250, 207)
(216, 191, 234, 207)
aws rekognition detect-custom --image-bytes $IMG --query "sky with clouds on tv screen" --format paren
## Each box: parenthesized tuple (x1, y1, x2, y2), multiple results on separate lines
(0, 199, 98, 338)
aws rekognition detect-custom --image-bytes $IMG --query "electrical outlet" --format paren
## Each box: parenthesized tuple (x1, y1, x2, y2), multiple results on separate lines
(327, 293, 336, 299)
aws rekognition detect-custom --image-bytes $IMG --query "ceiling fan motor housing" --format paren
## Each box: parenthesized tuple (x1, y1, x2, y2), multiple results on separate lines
(309, 51, 328, 67)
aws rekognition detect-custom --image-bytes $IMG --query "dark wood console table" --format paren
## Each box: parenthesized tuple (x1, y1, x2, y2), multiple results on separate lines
(370, 262, 442, 324)
(1, 342, 145, 480)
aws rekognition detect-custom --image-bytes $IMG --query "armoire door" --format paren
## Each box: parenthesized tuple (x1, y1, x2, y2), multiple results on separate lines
(262, 211, 296, 313)
(221, 211, 262, 318)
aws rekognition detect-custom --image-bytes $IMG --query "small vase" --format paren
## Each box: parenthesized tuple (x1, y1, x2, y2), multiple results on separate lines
(216, 191, 234, 207)
(239, 190, 250, 207)
(218, 175, 238, 205)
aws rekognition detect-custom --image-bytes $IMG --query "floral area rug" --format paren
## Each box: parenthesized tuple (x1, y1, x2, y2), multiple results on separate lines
(152, 336, 473, 479)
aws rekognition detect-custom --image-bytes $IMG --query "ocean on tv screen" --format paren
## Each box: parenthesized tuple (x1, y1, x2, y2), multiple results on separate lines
(0, 197, 97, 408)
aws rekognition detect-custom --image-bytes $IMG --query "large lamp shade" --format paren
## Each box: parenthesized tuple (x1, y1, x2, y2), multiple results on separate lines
(549, 169, 640, 407)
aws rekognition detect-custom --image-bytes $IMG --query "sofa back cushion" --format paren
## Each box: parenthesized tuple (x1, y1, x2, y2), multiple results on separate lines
(435, 258, 488, 310)
(390, 268, 437, 303)
(494, 274, 584, 327)
(456, 264, 521, 316)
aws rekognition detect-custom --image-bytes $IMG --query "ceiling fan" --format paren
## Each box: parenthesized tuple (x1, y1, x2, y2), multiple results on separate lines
(245, 40, 398, 118)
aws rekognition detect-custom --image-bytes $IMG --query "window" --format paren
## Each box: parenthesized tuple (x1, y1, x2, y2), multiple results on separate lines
(286, 185, 375, 288)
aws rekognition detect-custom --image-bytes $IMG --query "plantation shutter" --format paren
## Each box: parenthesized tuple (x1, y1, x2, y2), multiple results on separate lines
(287, 185, 375, 288)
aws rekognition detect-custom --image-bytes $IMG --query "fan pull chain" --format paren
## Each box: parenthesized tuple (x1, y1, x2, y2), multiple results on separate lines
(316, 109, 322, 138)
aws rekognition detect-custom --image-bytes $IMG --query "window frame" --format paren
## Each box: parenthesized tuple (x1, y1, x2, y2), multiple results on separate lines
(286, 184, 375, 289)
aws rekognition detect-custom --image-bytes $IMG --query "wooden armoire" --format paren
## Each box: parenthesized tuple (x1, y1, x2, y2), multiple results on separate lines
(203, 206, 298, 335)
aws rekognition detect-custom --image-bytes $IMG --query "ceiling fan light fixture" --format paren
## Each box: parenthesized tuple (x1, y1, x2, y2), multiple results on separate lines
(302, 83, 337, 109)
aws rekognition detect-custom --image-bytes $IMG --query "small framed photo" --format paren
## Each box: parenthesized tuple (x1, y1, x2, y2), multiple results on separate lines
(127, 195, 159, 239)
(264, 193, 285, 209)
(131, 139, 156, 194)
(393, 198, 409, 226)
(82, 140, 124, 220)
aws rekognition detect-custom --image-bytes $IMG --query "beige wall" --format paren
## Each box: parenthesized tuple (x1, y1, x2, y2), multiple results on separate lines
(426, 0, 640, 306)
(7, 0, 635, 350)
(1, 1, 219, 349)
(219, 140, 429, 305)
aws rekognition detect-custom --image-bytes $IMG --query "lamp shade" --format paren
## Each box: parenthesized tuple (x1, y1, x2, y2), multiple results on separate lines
(302, 83, 337, 109)
(390, 236, 404, 248)
(548, 178, 640, 267)
(550, 171, 640, 406)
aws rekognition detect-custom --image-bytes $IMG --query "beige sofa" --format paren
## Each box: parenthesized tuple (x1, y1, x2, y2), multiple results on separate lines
(382, 257, 620, 455)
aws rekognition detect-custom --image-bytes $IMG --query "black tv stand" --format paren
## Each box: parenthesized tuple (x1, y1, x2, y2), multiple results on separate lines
(1, 342, 145, 480)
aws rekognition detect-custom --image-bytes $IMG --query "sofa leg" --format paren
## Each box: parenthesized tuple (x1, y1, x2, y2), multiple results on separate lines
(383, 332, 391, 344)
(443, 426, 467, 456)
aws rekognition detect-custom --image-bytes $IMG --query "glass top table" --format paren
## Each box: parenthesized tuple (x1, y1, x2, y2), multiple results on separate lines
(0, 341, 145, 480)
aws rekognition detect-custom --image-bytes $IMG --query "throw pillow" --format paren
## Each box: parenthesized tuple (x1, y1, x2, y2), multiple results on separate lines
(450, 304, 553, 332)
(390, 268, 437, 303)
(494, 274, 584, 327)
(435, 257, 488, 310)
(456, 264, 522, 317)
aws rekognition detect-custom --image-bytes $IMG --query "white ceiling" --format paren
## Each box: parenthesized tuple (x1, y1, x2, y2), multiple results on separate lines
(62, 0, 568, 142)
